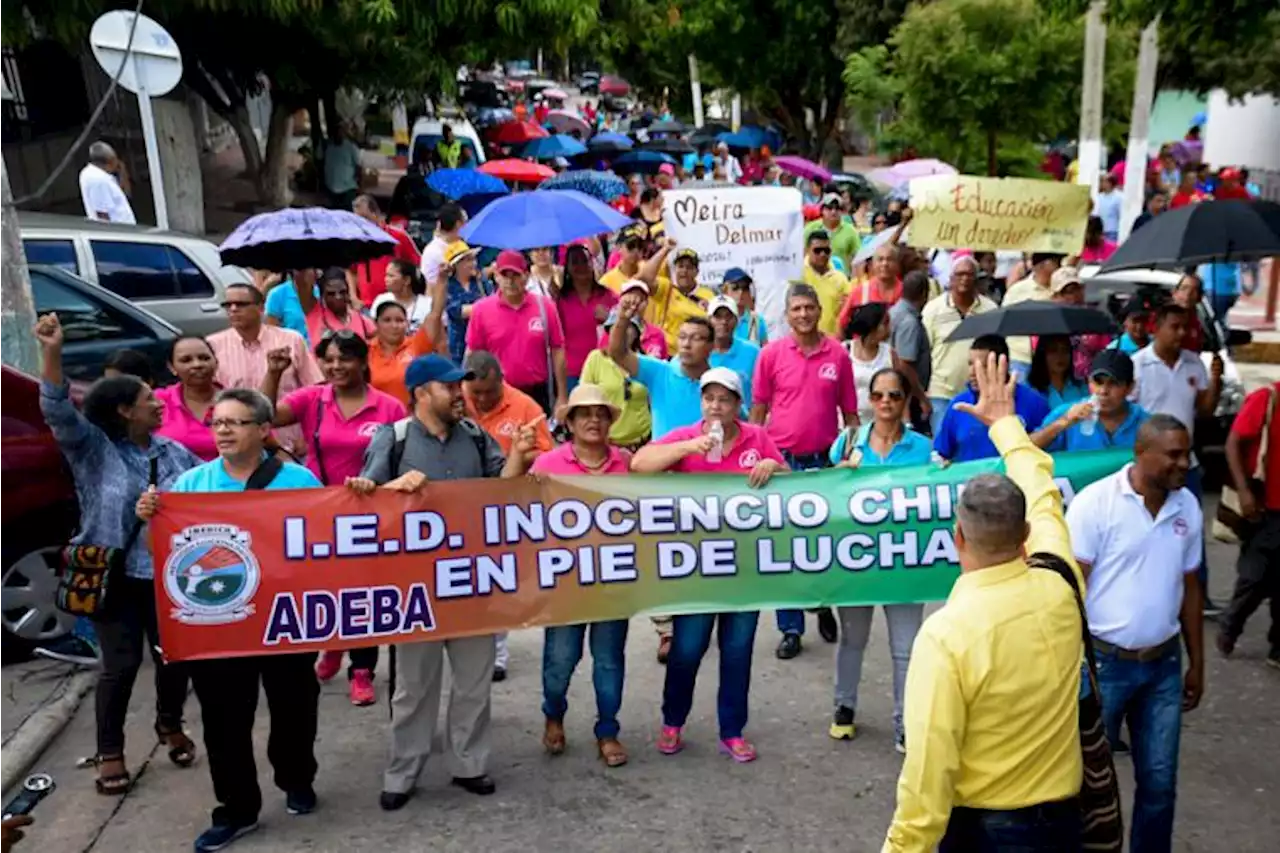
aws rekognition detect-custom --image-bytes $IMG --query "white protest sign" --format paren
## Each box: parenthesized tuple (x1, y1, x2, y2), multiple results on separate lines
(661, 186, 804, 336)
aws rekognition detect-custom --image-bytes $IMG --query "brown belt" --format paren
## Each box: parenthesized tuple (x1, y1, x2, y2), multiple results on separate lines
(1091, 635, 1179, 663)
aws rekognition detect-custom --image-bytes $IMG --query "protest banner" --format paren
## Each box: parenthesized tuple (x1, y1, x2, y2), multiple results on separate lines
(660, 185, 803, 336)
(908, 175, 1092, 253)
(151, 450, 1126, 661)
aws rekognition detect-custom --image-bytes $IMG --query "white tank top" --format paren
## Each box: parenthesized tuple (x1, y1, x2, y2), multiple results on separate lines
(847, 340, 893, 423)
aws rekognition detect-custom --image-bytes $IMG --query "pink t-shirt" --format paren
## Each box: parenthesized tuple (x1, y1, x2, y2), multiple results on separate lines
(465, 293, 566, 388)
(557, 286, 618, 377)
(597, 323, 669, 359)
(305, 304, 376, 348)
(653, 421, 785, 474)
(1079, 240, 1117, 263)
(753, 335, 857, 456)
(530, 442, 631, 475)
(154, 384, 218, 461)
(283, 384, 406, 484)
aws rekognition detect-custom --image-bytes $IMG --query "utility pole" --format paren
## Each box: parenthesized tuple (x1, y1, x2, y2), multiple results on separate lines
(687, 55, 704, 128)
(1, 156, 39, 374)
(1077, 1, 1108, 198)
(1119, 17, 1159, 243)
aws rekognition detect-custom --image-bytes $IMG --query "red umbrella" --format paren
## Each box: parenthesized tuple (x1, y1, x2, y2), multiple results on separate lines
(478, 159, 556, 184)
(600, 76, 630, 96)
(488, 120, 548, 145)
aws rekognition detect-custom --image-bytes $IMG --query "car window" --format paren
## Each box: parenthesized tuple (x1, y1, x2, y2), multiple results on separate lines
(29, 270, 129, 343)
(167, 246, 216, 297)
(90, 241, 178, 300)
(22, 239, 79, 273)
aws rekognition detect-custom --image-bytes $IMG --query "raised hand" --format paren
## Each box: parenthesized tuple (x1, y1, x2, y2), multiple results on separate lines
(951, 352, 1016, 427)
(265, 347, 292, 375)
(34, 313, 63, 349)
(512, 415, 545, 457)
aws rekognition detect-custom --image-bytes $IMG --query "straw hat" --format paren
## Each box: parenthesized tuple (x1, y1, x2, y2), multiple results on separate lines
(563, 383, 620, 421)
(443, 240, 479, 267)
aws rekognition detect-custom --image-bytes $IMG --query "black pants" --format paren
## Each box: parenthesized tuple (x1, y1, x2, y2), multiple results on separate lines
(191, 652, 319, 825)
(348, 645, 378, 677)
(1222, 510, 1280, 655)
(939, 798, 1081, 852)
(95, 577, 189, 756)
(516, 382, 554, 416)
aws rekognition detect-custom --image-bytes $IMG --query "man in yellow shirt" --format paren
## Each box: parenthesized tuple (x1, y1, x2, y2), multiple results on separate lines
(883, 353, 1084, 852)
(603, 229, 713, 351)
(801, 230, 851, 337)
(1000, 253, 1063, 382)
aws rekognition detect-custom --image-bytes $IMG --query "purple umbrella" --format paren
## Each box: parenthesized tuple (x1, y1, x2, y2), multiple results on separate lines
(868, 158, 957, 188)
(219, 207, 397, 271)
(774, 155, 832, 184)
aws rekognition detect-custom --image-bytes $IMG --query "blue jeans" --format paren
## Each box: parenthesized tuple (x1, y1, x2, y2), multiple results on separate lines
(1185, 465, 1208, 594)
(1095, 642, 1183, 853)
(662, 611, 758, 739)
(541, 620, 628, 740)
(776, 453, 830, 635)
(939, 798, 1080, 852)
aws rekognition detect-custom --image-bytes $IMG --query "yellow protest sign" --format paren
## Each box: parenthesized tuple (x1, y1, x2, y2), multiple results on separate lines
(908, 175, 1092, 253)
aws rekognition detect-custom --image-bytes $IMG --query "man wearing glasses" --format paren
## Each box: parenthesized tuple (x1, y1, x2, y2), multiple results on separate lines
(207, 283, 324, 455)
(801, 231, 851, 338)
(723, 268, 769, 347)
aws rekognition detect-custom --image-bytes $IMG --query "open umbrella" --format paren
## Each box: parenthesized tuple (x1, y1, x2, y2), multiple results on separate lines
(489, 120, 549, 146)
(478, 158, 556, 184)
(612, 150, 676, 175)
(219, 207, 397, 271)
(946, 302, 1117, 342)
(868, 158, 957, 188)
(545, 110, 590, 137)
(717, 130, 759, 151)
(647, 118, 687, 135)
(774, 155, 832, 184)
(600, 75, 630, 96)
(587, 131, 633, 154)
(640, 137, 695, 155)
(543, 87, 569, 101)
(426, 169, 508, 200)
(1099, 200, 1280, 273)
(460, 189, 632, 250)
(541, 170, 628, 203)
(523, 134, 588, 160)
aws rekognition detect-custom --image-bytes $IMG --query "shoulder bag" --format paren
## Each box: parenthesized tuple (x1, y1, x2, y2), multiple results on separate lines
(1217, 386, 1275, 538)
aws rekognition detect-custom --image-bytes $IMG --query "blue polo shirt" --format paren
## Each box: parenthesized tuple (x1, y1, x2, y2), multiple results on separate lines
(934, 384, 1050, 462)
(1043, 379, 1089, 410)
(1107, 333, 1144, 355)
(710, 339, 760, 418)
(171, 454, 322, 493)
(829, 422, 932, 467)
(636, 355, 704, 439)
(264, 282, 316, 344)
(1043, 401, 1150, 452)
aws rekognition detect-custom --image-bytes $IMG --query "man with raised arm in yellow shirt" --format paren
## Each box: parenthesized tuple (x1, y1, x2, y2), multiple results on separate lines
(882, 352, 1084, 852)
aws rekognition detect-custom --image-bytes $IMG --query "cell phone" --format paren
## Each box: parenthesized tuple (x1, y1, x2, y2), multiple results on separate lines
(2, 773, 55, 819)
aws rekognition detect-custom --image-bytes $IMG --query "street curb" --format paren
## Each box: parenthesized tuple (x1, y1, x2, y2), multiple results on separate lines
(1, 669, 97, 792)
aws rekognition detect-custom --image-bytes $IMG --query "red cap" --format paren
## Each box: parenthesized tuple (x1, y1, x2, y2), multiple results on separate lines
(1220, 167, 1241, 181)
(495, 249, 528, 274)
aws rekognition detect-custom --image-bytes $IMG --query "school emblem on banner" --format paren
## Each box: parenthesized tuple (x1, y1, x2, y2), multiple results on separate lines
(163, 525, 261, 625)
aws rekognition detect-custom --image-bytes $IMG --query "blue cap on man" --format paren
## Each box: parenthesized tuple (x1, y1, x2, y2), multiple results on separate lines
(404, 354, 473, 393)
(722, 267, 752, 286)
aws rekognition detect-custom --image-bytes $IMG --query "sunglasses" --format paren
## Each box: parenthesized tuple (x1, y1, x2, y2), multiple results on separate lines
(320, 328, 362, 344)
(811, 246, 832, 255)
(869, 390, 905, 402)
(211, 417, 260, 429)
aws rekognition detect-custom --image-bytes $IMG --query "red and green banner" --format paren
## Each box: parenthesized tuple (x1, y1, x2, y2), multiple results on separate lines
(150, 450, 1128, 661)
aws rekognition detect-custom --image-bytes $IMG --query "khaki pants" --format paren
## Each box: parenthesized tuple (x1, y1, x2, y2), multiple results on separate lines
(384, 635, 495, 794)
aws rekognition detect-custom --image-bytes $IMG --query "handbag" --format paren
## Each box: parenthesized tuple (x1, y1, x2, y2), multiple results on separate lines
(57, 457, 158, 619)
(1217, 387, 1275, 537)
(1029, 552, 1125, 852)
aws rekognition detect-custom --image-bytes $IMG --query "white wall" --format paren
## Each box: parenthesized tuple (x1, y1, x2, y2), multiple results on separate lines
(1204, 92, 1280, 172)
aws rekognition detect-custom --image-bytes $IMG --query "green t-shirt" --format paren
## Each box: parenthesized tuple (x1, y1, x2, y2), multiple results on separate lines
(804, 219, 862, 272)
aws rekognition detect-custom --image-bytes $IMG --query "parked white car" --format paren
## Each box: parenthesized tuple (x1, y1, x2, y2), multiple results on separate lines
(410, 116, 486, 167)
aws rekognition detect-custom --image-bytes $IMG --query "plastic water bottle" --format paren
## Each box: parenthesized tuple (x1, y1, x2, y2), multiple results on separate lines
(1079, 395, 1100, 437)
(706, 420, 725, 463)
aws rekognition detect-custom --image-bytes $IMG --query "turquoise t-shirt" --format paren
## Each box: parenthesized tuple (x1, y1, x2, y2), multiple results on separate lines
(829, 422, 932, 467)
(171, 455, 322, 493)
(265, 282, 315, 344)
(635, 355, 703, 440)
(734, 311, 770, 347)
(709, 339, 760, 418)
(1042, 402, 1149, 452)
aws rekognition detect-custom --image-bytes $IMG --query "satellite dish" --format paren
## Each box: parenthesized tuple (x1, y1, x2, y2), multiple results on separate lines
(89, 10, 183, 97)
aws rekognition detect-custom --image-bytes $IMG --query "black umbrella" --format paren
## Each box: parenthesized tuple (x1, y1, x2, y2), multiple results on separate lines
(946, 302, 1117, 342)
(647, 118, 688, 135)
(1099, 199, 1280, 273)
(640, 137, 695, 155)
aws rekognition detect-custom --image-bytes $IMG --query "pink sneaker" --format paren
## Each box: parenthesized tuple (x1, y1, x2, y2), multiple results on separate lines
(657, 725, 683, 755)
(349, 669, 376, 706)
(316, 651, 343, 682)
(719, 737, 757, 763)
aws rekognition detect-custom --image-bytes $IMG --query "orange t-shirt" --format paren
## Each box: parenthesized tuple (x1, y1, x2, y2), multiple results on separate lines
(367, 326, 435, 405)
(465, 383, 554, 456)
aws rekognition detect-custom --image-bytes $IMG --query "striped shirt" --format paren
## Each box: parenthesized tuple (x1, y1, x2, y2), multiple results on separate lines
(207, 323, 323, 453)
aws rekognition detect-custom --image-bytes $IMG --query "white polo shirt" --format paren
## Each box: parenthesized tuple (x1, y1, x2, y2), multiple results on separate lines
(1066, 464, 1202, 650)
(1131, 344, 1209, 440)
(78, 163, 136, 224)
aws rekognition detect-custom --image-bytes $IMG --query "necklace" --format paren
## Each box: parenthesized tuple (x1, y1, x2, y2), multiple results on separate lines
(571, 445, 611, 473)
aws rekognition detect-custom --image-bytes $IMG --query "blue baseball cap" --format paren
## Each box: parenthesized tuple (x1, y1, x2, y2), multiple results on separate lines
(404, 354, 472, 392)
(722, 267, 752, 285)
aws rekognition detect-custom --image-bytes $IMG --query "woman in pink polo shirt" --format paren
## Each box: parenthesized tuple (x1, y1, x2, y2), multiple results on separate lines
(155, 336, 220, 460)
(557, 244, 618, 392)
(306, 267, 375, 345)
(261, 330, 406, 707)
(631, 367, 785, 764)
(530, 383, 633, 768)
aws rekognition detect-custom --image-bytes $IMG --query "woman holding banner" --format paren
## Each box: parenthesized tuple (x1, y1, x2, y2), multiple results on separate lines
(631, 367, 786, 763)
(827, 368, 931, 753)
(530, 384, 634, 767)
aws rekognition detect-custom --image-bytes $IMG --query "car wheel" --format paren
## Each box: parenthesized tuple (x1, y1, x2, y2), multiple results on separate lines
(2, 545, 74, 660)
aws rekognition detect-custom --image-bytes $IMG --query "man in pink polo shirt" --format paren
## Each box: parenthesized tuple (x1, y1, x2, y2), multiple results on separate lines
(466, 250, 569, 420)
(751, 280, 858, 659)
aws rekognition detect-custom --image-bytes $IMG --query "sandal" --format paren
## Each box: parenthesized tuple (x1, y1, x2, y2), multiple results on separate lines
(597, 737, 628, 767)
(93, 755, 133, 795)
(155, 723, 198, 768)
(542, 719, 566, 756)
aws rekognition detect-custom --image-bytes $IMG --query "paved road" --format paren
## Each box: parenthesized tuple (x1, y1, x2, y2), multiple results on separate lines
(6, 518, 1278, 853)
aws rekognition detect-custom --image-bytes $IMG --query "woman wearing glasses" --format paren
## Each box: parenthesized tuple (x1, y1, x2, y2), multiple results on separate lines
(305, 267, 375, 346)
(260, 330, 406, 706)
(826, 368, 931, 753)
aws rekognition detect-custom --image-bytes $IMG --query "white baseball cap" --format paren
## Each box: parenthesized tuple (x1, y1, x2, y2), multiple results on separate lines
(700, 367, 742, 398)
(707, 295, 739, 318)
(620, 278, 650, 295)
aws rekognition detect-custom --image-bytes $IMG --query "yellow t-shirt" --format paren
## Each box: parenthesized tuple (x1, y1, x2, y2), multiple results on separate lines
(602, 266, 711, 350)
(1001, 277, 1054, 364)
(579, 349, 652, 445)
(802, 264, 851, 337)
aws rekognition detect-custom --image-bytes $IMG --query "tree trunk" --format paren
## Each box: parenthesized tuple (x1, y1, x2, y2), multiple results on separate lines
(260, 102, 294, 208)
(986, 128, 998, 176)
(229, 105, 265, 189)
(1, 158, 38, 374)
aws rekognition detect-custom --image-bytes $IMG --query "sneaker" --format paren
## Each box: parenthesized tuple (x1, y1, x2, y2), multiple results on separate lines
(315, 651, 342, 682)
(1203, 600, 1223, 620)
(193, 820, 259, 852)
(33, 635, 100, 668)
(775, 633, 802, 660)
(829, 706, 856, 740)
(285, 787, 317, 815)
(657, 725, 684, 755)
(894, 730, 907, 755)
(718, 737, 757, 763)
(492, 666, 507, 683)
(816, 608, 838, 643)
(349, 669, 376, 706)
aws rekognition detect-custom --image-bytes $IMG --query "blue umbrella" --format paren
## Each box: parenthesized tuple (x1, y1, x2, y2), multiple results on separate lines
(716, 130, 758, 150)
(219, 207, 396, 270)
(541, 170, 627, 203)
(589, 131, 632, 151)
(522, 134, 588, 160)
(459, 189, 632, 250)
(427, 169, 508, 200)
(612, 150, 676, 175)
